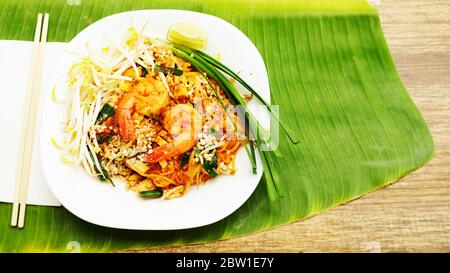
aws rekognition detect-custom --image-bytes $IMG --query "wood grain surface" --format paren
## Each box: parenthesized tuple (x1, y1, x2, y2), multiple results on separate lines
(137, 0, 450, 253)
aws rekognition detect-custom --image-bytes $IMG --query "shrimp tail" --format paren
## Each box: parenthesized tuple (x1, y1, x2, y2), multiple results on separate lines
(146, 137, 197, 163)
(117, 92, 136, 142)
(146, 144, 177, 163)
(118, 109, 135, 141)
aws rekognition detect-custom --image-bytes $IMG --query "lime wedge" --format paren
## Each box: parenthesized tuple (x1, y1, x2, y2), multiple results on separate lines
(167, 23, 207, 50)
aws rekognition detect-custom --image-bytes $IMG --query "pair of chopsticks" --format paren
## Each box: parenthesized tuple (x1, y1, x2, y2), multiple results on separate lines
(11, 13, 49, 229)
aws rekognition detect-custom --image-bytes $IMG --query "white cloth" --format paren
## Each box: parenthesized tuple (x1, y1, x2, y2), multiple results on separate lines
(0, 40, 67, 206)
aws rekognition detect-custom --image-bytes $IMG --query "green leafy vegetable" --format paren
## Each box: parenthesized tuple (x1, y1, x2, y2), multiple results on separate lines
(155, 64, 183, 76)
(96, 104, 116, 124)
(201, 154, 218, 177)
(139, 189, 163, 198)
(171, 64, 184, 76)
(155, 64, 165, 74)
(96, 134, 113, 144)
(87, 146, 114, 187)
(138, 64, 148, 77)
(180, 152, 190, 169)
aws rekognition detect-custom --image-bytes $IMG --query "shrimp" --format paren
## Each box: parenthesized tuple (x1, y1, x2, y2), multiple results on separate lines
(146, 104, 202, 162)
(117, 78, 169, 141)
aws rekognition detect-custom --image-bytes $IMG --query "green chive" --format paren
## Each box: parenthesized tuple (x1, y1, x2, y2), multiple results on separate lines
(139, 189, 163, 198)
(201, 154, 218, 178)
(86, 145, 114, 187)
(180, 152, 190, 169)
(96, 103, 116, 124)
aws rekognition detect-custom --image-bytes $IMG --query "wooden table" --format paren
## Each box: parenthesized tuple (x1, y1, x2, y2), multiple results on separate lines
(144, 0, 450, 252)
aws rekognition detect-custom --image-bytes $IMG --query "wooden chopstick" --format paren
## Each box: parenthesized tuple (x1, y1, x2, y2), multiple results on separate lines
(11, 13, 49, 228)
(10, 13, 43, 228)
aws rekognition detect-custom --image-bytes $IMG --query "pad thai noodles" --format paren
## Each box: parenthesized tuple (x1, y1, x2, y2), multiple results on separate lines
(54, 26, 250, 199)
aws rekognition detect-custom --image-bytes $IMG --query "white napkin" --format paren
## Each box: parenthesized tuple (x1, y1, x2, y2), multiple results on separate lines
(0, 40, 67, 206)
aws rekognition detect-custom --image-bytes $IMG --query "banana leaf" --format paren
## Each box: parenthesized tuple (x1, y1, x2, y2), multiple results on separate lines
(0, 0, 434, 252)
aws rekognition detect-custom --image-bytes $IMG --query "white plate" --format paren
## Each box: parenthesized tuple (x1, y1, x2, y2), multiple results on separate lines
(40, 10, 269, 230)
